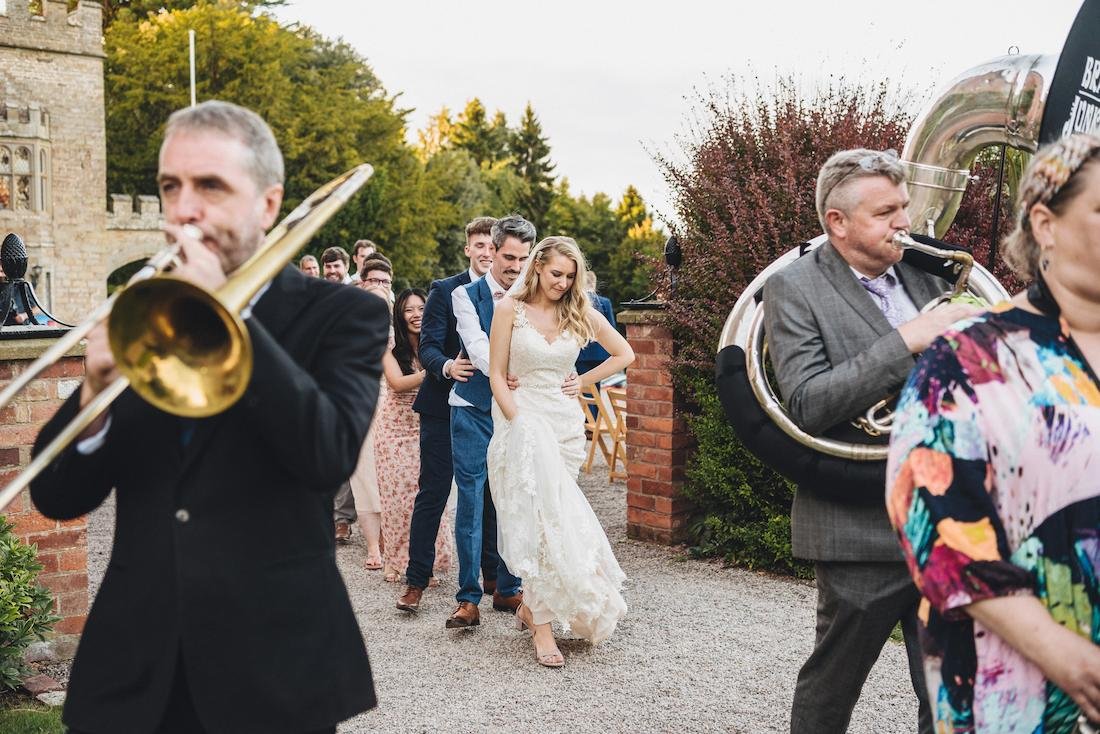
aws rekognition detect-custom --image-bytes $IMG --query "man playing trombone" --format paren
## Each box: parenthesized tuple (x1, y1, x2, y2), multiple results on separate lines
(30, 101, 388, 734)
(762, 148, 980, 734)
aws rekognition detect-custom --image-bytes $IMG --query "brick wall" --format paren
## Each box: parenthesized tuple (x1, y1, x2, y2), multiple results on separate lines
(617, 309, 693, 544)
(0, 338, 88, 637)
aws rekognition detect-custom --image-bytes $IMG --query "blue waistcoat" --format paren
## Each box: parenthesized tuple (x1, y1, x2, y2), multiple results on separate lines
(452, 277, 495, 412)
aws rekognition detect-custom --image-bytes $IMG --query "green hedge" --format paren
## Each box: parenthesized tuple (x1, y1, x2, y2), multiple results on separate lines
(680, 377, 811, 578)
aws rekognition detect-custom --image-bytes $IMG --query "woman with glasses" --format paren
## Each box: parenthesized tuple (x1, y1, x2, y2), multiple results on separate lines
(888, 134, 1100, 733)
(349, 254, 395, 569)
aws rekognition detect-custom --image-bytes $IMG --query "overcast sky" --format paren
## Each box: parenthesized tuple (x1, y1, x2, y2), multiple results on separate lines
(271, 1, 1083, 224)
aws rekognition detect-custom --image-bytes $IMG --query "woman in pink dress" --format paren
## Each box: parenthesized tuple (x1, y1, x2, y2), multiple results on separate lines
(374, 288, 453, 582)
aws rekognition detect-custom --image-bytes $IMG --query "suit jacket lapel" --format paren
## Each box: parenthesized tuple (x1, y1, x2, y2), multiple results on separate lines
(895, 261, 946, 310)
(178, 265, 311, 477)
(817, 241, 893, 336)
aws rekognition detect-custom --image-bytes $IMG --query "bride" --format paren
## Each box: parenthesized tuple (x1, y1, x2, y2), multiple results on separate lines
(487, 236, 634, 668)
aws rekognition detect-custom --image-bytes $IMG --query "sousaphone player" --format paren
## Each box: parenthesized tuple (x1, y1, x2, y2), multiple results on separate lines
(763, 148, 981, 733)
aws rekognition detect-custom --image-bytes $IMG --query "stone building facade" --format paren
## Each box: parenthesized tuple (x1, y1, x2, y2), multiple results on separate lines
(0, 0, 162, 324)
(0, 0, 162, 643)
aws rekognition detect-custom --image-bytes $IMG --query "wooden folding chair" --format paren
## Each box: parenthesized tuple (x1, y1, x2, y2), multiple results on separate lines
(578, 385, 612, 472)
(604, 386, 628, 481)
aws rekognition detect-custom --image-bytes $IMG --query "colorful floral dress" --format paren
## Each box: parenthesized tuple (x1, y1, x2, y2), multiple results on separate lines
(373, 368, 453, 577)
(887, 304, 1100, 733)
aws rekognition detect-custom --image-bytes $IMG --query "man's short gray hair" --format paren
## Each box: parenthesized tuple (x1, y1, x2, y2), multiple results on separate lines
(162, 100, 285, 190)
(491, 214, 537, 248)
(815, 148, 906, 234)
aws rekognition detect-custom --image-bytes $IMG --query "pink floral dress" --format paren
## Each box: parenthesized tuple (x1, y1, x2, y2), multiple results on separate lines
(373, 364, 453, 577)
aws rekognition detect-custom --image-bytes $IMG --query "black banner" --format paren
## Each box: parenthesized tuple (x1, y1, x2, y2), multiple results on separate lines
(1040, 0, 1100, 143)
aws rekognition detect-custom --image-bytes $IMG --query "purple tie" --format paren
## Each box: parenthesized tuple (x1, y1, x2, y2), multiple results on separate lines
(860, 273, 905, 328)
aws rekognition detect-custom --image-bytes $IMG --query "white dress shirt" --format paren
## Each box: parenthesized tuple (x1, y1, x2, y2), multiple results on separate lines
(446, 269, 506, 408)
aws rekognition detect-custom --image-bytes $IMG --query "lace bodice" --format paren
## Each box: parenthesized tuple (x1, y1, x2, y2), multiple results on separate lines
(508, 303, 581, 390)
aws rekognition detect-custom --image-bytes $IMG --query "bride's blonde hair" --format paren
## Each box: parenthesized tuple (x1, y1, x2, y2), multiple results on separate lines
(511, 236, 596, 346)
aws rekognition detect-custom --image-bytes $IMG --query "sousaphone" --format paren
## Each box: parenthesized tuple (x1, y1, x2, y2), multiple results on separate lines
(715, 53, 1054, 493)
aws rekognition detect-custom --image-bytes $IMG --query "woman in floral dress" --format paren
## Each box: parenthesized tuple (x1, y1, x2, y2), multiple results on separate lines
(887, 134, 1100, 733)
(374, 288, 453, 582)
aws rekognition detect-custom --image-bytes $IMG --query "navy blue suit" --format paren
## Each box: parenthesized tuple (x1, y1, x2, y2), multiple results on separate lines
(405, 270, 471, 588)
(576, 292, 617, 378)
(411, 270, 472, 420)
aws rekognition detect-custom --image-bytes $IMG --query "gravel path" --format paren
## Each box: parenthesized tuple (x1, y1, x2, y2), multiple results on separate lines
(86, 453, 919, 733)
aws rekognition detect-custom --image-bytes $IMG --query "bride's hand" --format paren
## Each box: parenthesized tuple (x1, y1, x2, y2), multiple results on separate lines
(560, 372, 579, 398)
(507, 373, 519, 391)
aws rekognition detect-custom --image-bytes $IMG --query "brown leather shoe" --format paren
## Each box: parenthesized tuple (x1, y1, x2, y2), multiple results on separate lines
(335, 520, 351, 543)
(482, 578, 497, 597)
(445, 601, 480, 629)
(396, 585, 423, 613)
(492, 590, 523, 614)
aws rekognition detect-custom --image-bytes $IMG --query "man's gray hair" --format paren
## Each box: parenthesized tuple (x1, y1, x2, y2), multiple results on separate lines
(162, 100, 285, 190)
(815, 148, 906, 234)
(491, 214, 537, 248)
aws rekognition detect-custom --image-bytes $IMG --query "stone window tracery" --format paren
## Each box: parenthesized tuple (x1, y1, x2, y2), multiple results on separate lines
(0, 142, 51, 212)
(0, 146, 11, 210)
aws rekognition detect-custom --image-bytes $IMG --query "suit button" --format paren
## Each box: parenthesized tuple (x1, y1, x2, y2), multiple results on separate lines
(175, 509, 190, 523)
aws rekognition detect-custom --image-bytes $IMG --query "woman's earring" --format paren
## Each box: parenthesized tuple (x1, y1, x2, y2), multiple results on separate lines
(1040, 248, 1052, 271)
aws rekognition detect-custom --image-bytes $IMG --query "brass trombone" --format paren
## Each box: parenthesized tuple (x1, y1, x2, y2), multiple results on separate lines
(0, 163, 374, 512)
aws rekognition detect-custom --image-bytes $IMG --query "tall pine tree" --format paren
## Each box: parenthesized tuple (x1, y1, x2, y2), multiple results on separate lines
(451, 98, 496, 167)
(509, 103, 555, 229)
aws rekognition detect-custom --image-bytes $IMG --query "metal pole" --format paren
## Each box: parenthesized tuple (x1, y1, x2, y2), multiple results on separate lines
(988, 144, 1007, 270)
(189, 30, 197, 107)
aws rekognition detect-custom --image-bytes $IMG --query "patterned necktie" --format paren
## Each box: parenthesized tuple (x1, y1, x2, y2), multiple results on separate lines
(493, 290, 504, 301)
(859, 273, 905, 328)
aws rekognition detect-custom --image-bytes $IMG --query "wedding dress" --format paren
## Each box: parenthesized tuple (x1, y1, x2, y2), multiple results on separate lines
(487, 302, 627, 644)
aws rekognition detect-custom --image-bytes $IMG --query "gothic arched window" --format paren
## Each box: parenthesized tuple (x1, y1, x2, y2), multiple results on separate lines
(14, 146, 31, 210)
(0, 146, 11, 210)
(38, 148, 48, 211)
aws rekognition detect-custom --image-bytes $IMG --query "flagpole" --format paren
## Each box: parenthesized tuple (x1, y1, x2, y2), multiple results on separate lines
(189, 29, 197, 107)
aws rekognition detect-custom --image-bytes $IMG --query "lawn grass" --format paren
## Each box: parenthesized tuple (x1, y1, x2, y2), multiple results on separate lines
(0, 695, 64, 734)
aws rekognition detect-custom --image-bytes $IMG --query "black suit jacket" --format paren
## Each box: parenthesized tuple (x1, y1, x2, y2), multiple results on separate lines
(31, 266, 389, 734)
(411, 269, 472, 420)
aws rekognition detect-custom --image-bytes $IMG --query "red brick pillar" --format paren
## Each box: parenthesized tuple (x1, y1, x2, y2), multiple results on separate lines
(1, 339, 88, 638)
(617, 309, 692, 544)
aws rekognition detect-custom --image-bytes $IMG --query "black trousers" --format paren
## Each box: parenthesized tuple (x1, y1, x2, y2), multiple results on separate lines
(404, 411, 503, 589)
(69, 654, 337, 734)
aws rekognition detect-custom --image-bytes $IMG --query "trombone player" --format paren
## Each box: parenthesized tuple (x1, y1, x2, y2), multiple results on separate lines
(30, 101, 388, 734)
(762, 148, 980, 733)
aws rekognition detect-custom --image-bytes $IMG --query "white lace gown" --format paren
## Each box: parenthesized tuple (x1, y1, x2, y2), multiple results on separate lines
(487, 303, 627, 644)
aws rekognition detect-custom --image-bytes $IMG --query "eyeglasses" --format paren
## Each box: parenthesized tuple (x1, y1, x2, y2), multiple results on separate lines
(364, 277, 392, 287)
(820, 149, 899, 211)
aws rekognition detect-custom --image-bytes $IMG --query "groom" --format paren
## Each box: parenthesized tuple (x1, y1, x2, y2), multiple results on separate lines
(441, 215, 539, 627)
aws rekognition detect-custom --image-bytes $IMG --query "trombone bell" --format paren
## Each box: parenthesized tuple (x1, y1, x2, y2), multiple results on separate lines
(107, 277, 251, 418)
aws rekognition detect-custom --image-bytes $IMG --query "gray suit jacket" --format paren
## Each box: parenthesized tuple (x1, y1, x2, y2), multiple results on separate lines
(762, 241, 948, 561)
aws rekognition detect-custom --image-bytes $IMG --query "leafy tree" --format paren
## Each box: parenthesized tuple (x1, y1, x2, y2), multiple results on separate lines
(104, 2, 439, 284)
(93, 0, 286, 29)
(608, 193, 664, 304)
(509, 103, 556, 229)
(416, 106, 455, 162)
